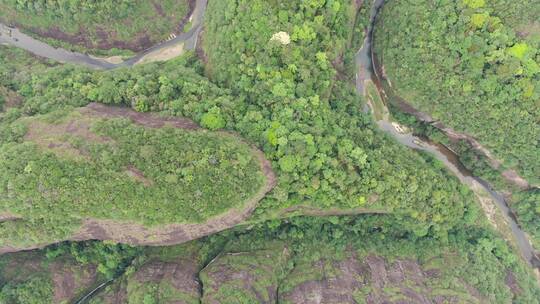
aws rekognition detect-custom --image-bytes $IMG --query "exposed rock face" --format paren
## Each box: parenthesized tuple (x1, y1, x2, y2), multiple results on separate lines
(279, 254, 367, 304)
(200, 244, 290, 303)
(92, 258, 201, 304)
(50, 262, 98, 303)
(0, 251, 99, 303)
(279, 252, 484, 304)
(9, 245, 504, 304)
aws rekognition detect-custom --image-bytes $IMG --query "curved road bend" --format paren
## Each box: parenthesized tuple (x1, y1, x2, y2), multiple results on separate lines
(0, 0, 207, 70)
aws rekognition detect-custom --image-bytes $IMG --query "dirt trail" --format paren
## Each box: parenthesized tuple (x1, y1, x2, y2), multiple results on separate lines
(84, 102, 199, 129)
(278, 205, 387, 218)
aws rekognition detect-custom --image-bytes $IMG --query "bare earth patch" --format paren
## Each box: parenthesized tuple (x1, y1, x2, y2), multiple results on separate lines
(278, 205, 387, 218)
(83, 102, 199, 129)
(0, 85, 22, 110)
(516, 21, 540, 38)
(134, 42, 185, 65)
(23, 109, 111, 160)
(50, 262, 98, 303)
(125, 165, 154, 187)
(0, 212, 20, 222)
(89, 54, 124, 64)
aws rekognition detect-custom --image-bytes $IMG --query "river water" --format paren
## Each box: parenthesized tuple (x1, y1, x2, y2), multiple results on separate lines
(0, 0, 537, 273)
(356, 0, 539, 270)
(0, 0, 207, 70)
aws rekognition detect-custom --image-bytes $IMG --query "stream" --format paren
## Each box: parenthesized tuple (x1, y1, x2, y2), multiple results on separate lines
(0, 0, 208, 70)
(356, 0, 539, 270)
(0, 0, 537, 283)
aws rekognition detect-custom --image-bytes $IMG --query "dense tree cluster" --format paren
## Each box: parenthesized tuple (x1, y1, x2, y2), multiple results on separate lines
(374, 0, 539, 185)
(2, 216, 540, 303)
(0, 43, 481, 240)
(514, 189, 540, 244)
(0, 0, 494, 251)
(200, 0, 483, 235)
(3, 0, 133, 18)
(0, 104, 264, 248)
(393, 108, 540, 247)
(0, 276, 52, 304)
(0, 0, 539, 301)
(375, 0, 539, 246)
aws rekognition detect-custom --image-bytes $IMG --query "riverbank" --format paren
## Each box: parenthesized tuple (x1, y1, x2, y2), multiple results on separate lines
(0, 0, 207, 69)
(374, 54, 537, 191)
(0, 0, 194, 57)
(356, 0, 539, 277)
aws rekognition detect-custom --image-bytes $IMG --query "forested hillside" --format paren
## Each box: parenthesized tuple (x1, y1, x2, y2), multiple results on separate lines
(2, 216, 540, 303)
(375, 0, 540, 247)
(0, 0, 192, 54)
(374, 0, 539, 184)
(201, 0, 485, 236)
(0, 0, 486, 246)
(1, 0, 539, 302)
(0, 103, 267, 250)
(0, 40, 481, 244)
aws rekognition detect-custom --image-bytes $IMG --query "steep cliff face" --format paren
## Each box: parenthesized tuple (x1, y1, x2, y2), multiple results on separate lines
(0, 251, 99, 303)
(4, 226, 539, 304)
(279, 252, 486, 304)
(90, 258, 201, 304)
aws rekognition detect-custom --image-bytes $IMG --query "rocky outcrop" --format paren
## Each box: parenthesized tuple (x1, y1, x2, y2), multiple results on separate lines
(279, 252, 485, 304)
(91, 259, 200, 304)
(200, 244, 290, 303)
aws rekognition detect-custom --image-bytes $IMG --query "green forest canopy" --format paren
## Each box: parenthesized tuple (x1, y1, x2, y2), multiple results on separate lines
(374, 0, 540, 248)
(0, 0, 505, 249)
(374, 0, 539, 185)
(1, 36, 478, 245)
(0, 106, 264, 248)
(0, 0, 539, 302)
(2, 216, 540, 303)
